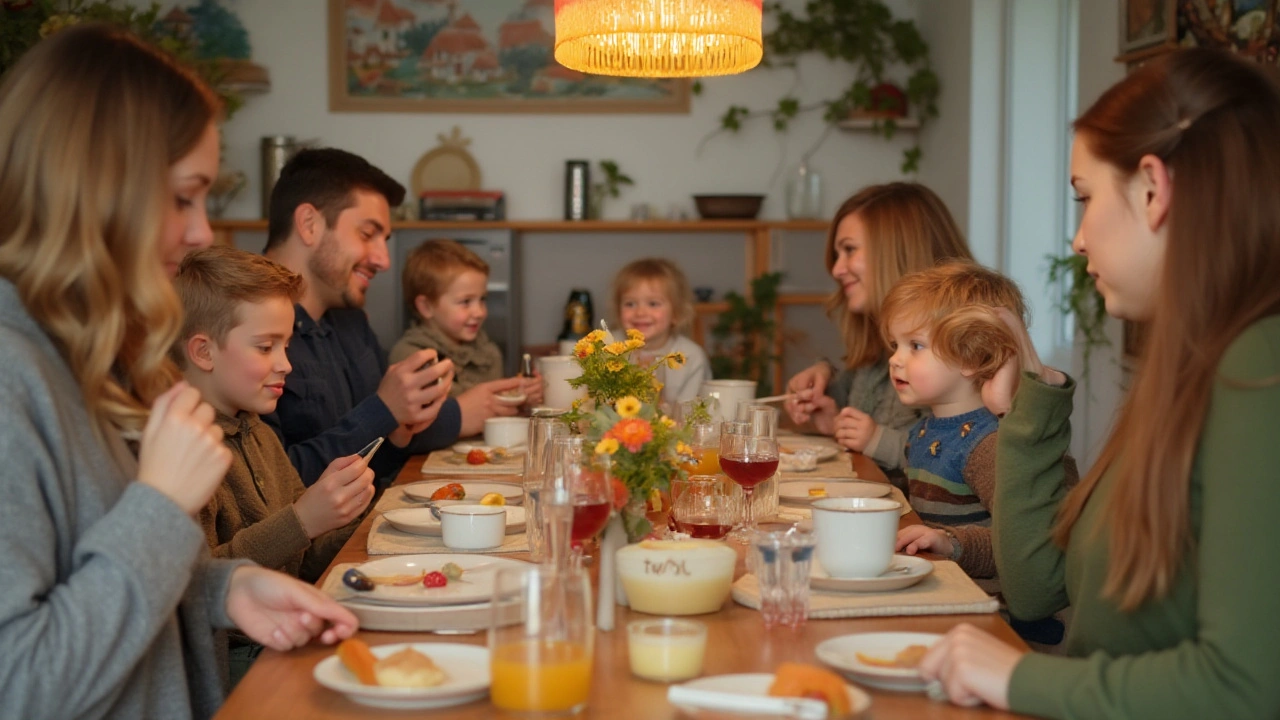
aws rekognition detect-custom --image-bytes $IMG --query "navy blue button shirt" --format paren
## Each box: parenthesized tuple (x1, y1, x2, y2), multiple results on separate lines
(262, 305, 461, 486)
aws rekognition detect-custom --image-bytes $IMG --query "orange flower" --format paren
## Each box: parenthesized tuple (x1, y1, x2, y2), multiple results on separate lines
(609, 477, 630, 510)
(606, 417, 653, 453)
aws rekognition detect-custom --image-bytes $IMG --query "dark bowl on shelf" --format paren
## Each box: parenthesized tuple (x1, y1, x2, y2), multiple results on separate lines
(693, 194, 765, 220)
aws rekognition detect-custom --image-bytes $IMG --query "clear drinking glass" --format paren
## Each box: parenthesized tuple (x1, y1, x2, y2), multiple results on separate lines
(735, 403, 778, 438)
(670, 475, 736, 540)
(490, 564, 594, 715)
(546, 435, 611, 568)
(525, 415, 568, 562)
(749, 528, 817, 629)
(720, 421, 779, 543)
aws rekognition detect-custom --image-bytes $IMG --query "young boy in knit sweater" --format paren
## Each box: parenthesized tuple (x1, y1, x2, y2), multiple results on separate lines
(173, 246, 375, 583)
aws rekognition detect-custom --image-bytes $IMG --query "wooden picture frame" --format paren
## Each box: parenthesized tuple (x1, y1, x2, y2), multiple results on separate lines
(1179, 0, 1280, 64)
(328, 0, 690, 114)
(1117, 0, 1178, 62)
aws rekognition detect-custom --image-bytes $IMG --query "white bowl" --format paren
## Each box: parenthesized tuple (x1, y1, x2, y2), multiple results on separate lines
(617, 539, 736, 615)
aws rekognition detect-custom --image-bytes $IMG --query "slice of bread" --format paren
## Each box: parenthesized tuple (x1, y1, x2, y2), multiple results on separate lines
(373, 648, 447, 688)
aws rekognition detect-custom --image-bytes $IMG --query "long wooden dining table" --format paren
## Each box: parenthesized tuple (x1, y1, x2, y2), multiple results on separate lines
(216, 451, 1033, 719)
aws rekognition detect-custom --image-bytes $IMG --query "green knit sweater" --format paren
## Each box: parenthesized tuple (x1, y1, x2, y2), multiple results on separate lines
(996, 315, 1280, 719)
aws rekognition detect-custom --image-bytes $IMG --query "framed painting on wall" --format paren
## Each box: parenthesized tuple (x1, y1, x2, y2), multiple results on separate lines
(328, 0, 690, 114)
(1178, 0, 1280, 64)
(1118, 0, 1179, 61)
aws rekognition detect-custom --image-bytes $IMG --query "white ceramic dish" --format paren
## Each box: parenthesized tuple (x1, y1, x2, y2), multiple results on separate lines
(810, 554, 933, 593)
(402, 481, 523, 505)
(776, 441, 839, 463)
(494, 392, 527, 405)
(313, 642, 490, 710)
(450, 443, 526, 456)
(669, 672, 871, 718)
(815, 632, 943, 692)
(347, 554, 528, 607)
(382, 506, 526, 537)
(778, 481, 891, 503)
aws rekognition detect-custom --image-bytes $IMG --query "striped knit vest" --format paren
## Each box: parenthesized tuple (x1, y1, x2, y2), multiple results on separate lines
(904, 407, 999, 526)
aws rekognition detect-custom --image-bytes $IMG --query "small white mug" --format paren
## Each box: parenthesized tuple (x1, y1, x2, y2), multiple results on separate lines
(699, 379, 757, 425)
(439, 504, 506, 550)
(484, 417, 530, 450)
(810, 497, 901, 578)
(538, 355, 587, 410)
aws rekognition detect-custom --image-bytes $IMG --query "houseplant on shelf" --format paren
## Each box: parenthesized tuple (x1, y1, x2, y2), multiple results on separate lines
(709, 272, 784, 397)
(1047, 250, 1110, 370)
(698, 0, 940, 173)
(563, 324, 693, 542)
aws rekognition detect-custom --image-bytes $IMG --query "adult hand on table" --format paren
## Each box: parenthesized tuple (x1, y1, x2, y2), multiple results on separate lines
(981, 308, 1067, 417)
(137, 381, 231, 516)
(226, 566, 358, 651)
(919, 623, 1025, 710)
(784, 361, 835, 426)
(832, 406, 878, 453)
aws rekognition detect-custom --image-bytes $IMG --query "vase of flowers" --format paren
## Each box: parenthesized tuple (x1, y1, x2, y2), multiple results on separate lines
(564, 324, 692, 542)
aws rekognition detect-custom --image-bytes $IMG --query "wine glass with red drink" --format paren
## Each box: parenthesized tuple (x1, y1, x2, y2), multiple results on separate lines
(719, 420, 779, 543)
(546, 435, 611, 567)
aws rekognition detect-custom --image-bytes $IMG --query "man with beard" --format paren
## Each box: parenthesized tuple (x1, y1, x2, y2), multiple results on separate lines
(260, 148, 471, 486)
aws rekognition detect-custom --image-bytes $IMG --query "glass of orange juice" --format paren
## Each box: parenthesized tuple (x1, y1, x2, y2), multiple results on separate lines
(490, 565, 594, 715)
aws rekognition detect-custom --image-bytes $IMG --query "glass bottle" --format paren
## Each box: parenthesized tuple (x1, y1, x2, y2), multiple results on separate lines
(785, 159, 824, 220)
(557, 289, 594, 344)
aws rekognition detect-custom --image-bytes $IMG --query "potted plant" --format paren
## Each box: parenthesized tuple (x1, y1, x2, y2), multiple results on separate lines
(1046, 250, 1110, 369)
(589, 160, 634, 220)
(697, 0, 940, 173)
(709, 272, 784, 396)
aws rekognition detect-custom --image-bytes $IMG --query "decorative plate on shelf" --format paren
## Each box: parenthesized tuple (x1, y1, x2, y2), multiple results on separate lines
(411, 126, 482, 197)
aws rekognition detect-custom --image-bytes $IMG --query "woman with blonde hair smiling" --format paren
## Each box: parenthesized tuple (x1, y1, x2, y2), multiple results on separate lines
(0, 24, 356, 719)
(921, 48, 1280, 718)
(785, 183, 973, 469)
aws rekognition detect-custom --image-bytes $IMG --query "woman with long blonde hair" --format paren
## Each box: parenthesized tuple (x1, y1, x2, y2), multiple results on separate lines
(784, 183, 973, 469)
(921, 48, 1280, 718)
(0, 25, 355, 719)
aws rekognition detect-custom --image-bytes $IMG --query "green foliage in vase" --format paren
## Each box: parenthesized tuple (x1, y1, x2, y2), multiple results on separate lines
(1047, 250, 1110, 369)
(710, 272, 784, 396)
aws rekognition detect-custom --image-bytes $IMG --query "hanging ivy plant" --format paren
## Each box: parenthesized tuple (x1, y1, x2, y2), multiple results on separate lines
(1046, 251, 1110, 370)
(696, 0, 940, 173)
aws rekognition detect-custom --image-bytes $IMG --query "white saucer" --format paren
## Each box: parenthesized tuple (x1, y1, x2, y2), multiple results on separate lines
(402, 481, 523, 505)
(313, 642, 490, 709)
(382, 506, 526, 536)
(775, 441, 839, 462)
(494, 392, 527, 405)
(669, 673, 871, 717)
(810, 554, 933, 592)
(779, 480, 891, 504)
(815, 632, 943, 693)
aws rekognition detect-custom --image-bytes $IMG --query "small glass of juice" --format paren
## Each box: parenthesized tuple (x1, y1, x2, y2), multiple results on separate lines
(627, 618, 707, 682)
(490, 565, 594, 715)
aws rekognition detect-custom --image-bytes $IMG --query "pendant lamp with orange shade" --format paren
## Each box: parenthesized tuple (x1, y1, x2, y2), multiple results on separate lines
(554, 0, 764, 78)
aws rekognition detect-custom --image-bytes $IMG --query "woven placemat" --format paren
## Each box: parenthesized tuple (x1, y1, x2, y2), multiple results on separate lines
(775, 484, 912, 524)
(732, 559, 998, 619)
(421, 452, 522, 476)
(366, 485, 529, 555)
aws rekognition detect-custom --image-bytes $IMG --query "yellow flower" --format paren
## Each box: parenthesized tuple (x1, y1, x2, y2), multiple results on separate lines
(627, 328, 644, 342)
(660, 416, 676, 429)
(606, 359, 626, 372)
(595, 438, 620, 455)
(665, 352, 686, 370)
(616, 396, 642, 418)
(574, 337, 595, 357)
(585, 329, 606, 343)
(604, 341, 629, 355)
(652, 379, 664, 394)
(676, 441, 693, 456)
(625, 338, 644, 351)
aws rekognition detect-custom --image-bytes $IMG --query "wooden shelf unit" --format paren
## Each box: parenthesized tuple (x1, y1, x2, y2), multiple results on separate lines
(211, 218, 831, 391)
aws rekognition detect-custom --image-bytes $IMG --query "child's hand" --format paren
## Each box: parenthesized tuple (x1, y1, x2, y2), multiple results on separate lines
(897, 524, 958, 557)
(456, 377, 523, 436)
(138, 381, 231, 515)
(294, 453, 374, 538)
(832, 406, 877, 452)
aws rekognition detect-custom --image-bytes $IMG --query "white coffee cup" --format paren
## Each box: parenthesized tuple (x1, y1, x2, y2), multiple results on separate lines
(539, 355, 586, 410)
(810, 497, 901, 578)
(699, 379, 757, 425)
(484, 417, 530, 450)
(439, 504, 506, 550)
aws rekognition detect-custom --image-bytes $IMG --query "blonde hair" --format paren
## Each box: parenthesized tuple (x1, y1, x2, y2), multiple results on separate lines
(402, 239, 489, 322)
(173, 247, 303, 365)
(0, 24, 220, 434)
(825, 183, 973, 368)
(879, 262, 1025, 384)
(612, 258, 695, 335)
(1056, 49, 1280, 610)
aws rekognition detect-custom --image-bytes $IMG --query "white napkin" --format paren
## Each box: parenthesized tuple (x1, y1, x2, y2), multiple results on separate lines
(666, 685, 828, 720)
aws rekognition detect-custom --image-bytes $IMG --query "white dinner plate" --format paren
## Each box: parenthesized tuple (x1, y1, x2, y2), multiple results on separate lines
(778, 480, 891, 503)
(775, 441, 840, 463)
(382, 506, 527, 537)
(313, 642, 490, 710)
(815, 632, 943, 692)
(669, 673, 871, 717)
(346, 554, 529, 606)
(810, 554, 933, 593)
(402, 481, 524, 505)
(450, 443, 526, 456)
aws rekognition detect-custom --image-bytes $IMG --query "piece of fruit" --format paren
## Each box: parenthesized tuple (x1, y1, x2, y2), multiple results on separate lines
(466, 449, 488, 465)
(440, 562, 464, 581)
(342, 568, 375, 592)
(423, 571, 448, 588)
(335, 639, 379, 686)
(768, 662, 851, 717)
(430, 483, 465, 501)
(479, 492, 505, 506)
(808, 486, 827, 498)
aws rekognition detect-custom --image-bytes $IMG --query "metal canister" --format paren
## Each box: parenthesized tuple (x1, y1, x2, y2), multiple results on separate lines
(564, 159, 590, 221)
(261, 135, 299, 218)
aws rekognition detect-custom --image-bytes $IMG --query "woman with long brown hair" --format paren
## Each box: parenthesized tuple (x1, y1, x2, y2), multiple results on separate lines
(921, 48, 1280, 718)
(0, 25, 355, 719)
(784, 183, 973, 468)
